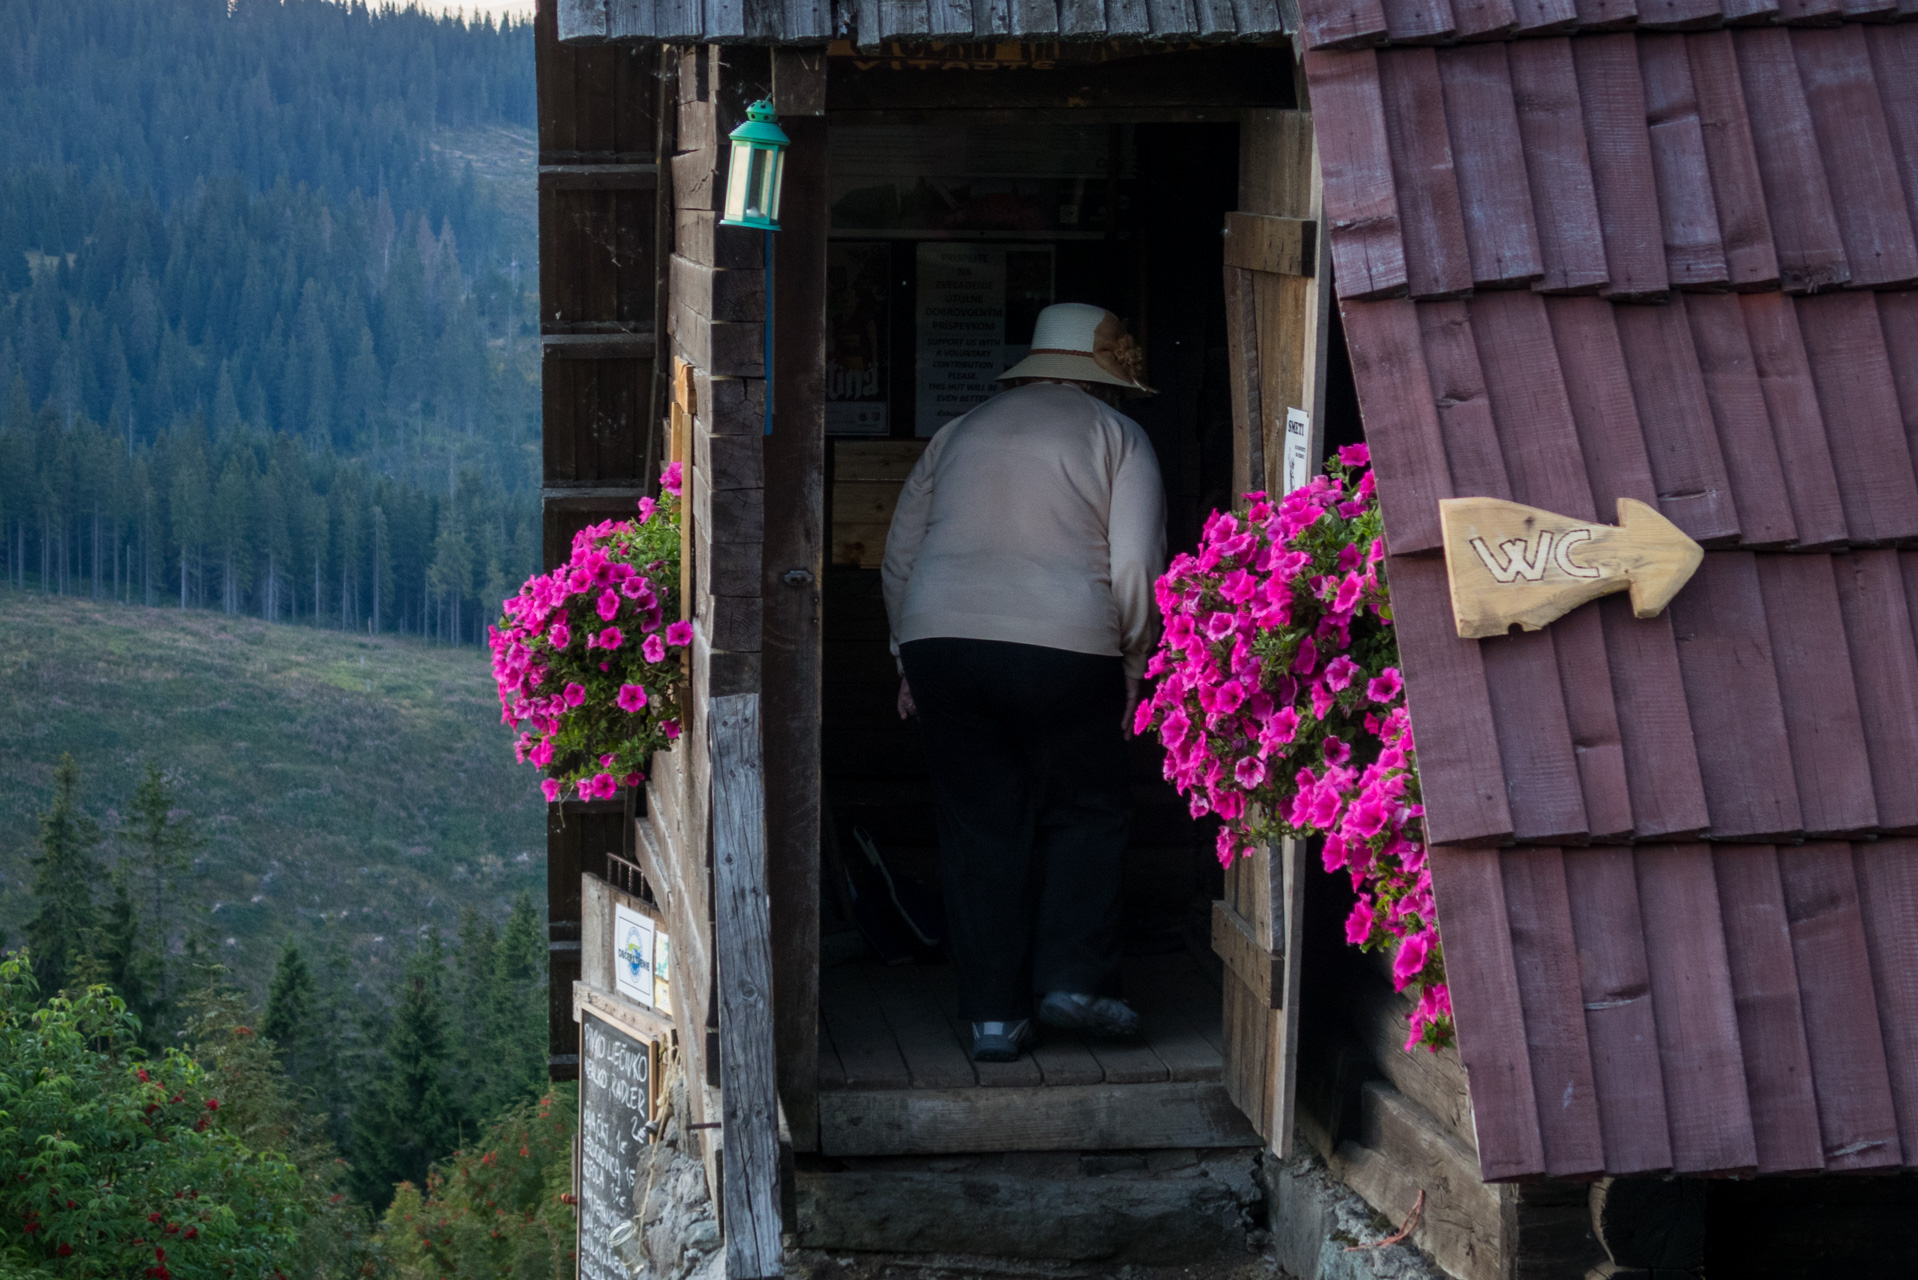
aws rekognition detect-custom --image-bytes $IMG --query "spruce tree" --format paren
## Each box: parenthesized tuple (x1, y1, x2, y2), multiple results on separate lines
(350, 943, 465, 1206)
(263, 940, 320, 1081)
(93, 868, 162, 1046)
(24, 754, 103, 995)
(120, 759, 201, 1012)
(485, 891, 548, 1120)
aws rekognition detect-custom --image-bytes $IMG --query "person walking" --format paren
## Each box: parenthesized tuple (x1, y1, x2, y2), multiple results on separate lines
(883, 302, 1167, 1063)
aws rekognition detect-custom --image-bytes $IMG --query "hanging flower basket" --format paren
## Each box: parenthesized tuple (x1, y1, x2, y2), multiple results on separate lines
(1135, 445, 1452, 1052)
(491, 464, 692, 803)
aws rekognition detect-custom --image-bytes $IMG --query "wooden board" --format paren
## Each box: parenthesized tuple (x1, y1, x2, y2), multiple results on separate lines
(1302, 48, 1407, 301)
(1792, 26, 1918, 290)
(1427, 846, 1545, 1181)
(1709, 844, 1823, 1174)
(1831, 552, 1918, 833)
(764, 110, 826, 1153)
(1851, 839, 1918, 1169)
(1576, 34, 1668, 300)
(1796, 293, 1918, 546)
(1377, 48, 1472, 300)
(1561, 846, 1673, 1174)
(1633, 843, 1757, 1174)
(1685, 30, 1780, 292)
(1497, 848, 1604, 1178)
(1637, 35, 1729, 290)
(1507, 38, 1607, 295)
(1222, 211, 1315, 277)
(1735, 292, 1845, 549)
(1732, 28, 1850, 295)
(1753, 554, 1876, 838)
(818, 1080, 1259, 1157)
(709, 694, 784, 1279)
(1610, 301, 1740, 546)
(1439, 495, 1703, 639)
(1775, 844, 1905, 1171)
(1666, 552, 1801, 841)
(1681, 293, 1794, 548)
(1436, 44, 1544, 289)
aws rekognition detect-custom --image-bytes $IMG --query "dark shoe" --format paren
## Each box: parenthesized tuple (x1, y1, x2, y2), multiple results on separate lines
(970, 1019, 1033, 1062)
(1038, 991, 1142, 1038)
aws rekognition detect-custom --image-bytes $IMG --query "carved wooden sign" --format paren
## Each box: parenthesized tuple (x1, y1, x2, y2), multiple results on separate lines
(1439, 496, 1703, 640)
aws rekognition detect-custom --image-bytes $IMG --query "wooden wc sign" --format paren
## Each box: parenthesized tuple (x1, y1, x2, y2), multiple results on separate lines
(1439, 497, 1703, 639)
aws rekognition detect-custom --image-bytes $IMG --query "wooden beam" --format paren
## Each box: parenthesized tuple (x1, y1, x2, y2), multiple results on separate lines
(538, 162, 659, 191)
(764, 111, 828, 1154)
(711, 693, 784, 1279)
(818, 1080, 1261, 1157)
(1211, 899, 1282, 1009)
(1223, 211, 1316, 277)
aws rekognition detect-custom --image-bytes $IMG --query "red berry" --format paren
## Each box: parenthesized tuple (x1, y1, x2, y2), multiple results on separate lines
(57, 1243, 72, 1256)
(149, 1212, 163, 1223)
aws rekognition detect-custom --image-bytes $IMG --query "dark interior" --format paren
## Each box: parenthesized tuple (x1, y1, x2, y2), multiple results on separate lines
(817, 117, 1243, 992)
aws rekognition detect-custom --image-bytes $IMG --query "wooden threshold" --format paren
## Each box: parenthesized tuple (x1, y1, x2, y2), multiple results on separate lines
(819, 1079, 1259, 1157)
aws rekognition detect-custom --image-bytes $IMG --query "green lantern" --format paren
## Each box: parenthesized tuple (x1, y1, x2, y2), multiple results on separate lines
(720, 99, 790, 231)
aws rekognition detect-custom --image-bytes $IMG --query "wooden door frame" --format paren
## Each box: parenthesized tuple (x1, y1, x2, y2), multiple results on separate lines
(1218, 75, 1332, 1159)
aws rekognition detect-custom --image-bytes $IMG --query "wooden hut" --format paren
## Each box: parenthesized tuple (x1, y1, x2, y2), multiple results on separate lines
(538, 0, 1918, 1275)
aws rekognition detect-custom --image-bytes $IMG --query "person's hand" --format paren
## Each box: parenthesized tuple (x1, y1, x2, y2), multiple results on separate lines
(1122, 676, 1141, 736)
(897, 676, 917, 720)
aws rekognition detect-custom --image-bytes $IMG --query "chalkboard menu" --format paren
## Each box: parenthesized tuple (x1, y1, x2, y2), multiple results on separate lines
(578, 1010, 655, 1280)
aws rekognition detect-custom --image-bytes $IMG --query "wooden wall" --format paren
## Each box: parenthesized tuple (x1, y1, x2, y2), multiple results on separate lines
(535, 0, 665, 1079)
(632, 44, 827, 1175)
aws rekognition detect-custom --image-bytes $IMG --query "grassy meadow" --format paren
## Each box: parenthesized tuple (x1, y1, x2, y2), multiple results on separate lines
(0, 592, 544, 993)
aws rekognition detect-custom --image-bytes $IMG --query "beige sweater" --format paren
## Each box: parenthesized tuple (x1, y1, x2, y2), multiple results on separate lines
(882, 382, 1168, 679)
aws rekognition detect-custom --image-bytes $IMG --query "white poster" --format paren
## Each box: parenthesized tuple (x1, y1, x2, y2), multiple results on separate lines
(652, 929, 672, 1015)
(915, 243, 1009, 437)
(1283, 407, 1313, 495)
(613, 903, 655, 1008)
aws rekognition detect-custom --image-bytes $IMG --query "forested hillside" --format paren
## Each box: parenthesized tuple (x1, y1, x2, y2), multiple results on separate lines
(0, 0, 540, 642)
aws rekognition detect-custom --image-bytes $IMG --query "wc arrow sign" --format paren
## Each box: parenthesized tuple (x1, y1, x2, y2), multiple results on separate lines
(1438, 496, 1704, 640)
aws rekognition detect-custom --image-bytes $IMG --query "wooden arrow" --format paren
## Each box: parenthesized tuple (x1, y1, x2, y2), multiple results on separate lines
(1438, 496, 1704, 640)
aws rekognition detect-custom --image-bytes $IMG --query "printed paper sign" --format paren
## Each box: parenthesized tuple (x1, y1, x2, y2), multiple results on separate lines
(1282, 407, 1312, 495)
(613, 903, 655, 1008)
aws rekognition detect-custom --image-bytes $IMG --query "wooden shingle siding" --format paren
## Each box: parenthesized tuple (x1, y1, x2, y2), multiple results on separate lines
(560, 0, 1292, 41)
(1308, 2, 1918, 1181)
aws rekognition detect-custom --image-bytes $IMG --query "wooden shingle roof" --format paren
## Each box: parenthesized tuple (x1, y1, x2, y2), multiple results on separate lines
(1307, 12, 1918, 1181)
(556, 0, 1297, 44)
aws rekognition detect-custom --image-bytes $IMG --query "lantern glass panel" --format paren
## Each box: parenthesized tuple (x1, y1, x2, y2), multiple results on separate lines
(725, 138, 753, 224)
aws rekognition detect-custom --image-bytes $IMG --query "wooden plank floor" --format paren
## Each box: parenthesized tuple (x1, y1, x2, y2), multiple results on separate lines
(817, 952, 1256, 1155)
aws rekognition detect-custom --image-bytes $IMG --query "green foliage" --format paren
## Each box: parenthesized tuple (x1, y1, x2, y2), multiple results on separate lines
(349, 944, 465, 1208)
(380, 1085, 581, 1280)
(176, 981, 383, 1279)
(0, 0, 542, 638)
(0, 952, 310, 1276)
(23, 755, 102, 997)
(0, 594, 544, 1000)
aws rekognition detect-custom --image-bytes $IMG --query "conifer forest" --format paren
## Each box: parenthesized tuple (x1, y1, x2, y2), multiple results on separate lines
(0, 2, 578, 1271)
(0, 0, 541, 644)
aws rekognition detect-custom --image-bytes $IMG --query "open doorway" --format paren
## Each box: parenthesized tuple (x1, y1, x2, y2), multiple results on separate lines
(812, 109, 1252, 1155)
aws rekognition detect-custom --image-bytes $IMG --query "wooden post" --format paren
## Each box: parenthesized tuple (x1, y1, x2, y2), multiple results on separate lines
(710, 693, 784, 1280)
(763, 53, 827, 1153)
(1218, 94, 1331, 1158)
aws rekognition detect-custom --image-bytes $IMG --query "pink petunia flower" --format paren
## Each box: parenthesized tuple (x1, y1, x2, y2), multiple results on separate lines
(598, 589, 621, 621)
(636, 495, 657, 523)
(597, 626, 625, 649)
(617, 684, 650, 713)
(661, 719, 682, 740)
(541, 778, 562, 802)
(661, 462, 684, 496)
(1337, 443, 1371, 468)
(666, 620, 694, 647)
(642, 634, 667, 663)
(1345, 896, 1375, 947)
(563, 682, 587, 707)
(1323, 654, 1361, 691)
(549, 623, 571, 649)
(1367, 668, 1403, 704)
(1233, 755, 1266, 788)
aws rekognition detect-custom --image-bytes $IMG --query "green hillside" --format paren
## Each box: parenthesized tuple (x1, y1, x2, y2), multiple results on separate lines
(0, 592, 543, 990)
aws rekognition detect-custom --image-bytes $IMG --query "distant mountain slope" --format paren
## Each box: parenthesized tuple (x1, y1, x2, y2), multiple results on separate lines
(0, 592, 543, 990)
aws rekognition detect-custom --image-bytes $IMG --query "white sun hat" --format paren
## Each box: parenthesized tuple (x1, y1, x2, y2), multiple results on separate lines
(999, 302, 1157, 396)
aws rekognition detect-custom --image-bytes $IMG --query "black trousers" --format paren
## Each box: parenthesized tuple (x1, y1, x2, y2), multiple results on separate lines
(901, 637, 1132, 1021)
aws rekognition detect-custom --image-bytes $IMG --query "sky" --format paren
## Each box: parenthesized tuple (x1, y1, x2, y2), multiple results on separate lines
(415, 0, 537, 18)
